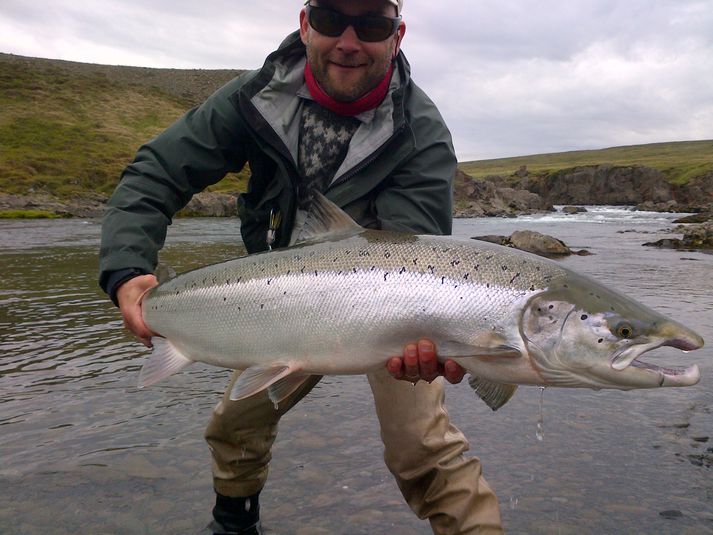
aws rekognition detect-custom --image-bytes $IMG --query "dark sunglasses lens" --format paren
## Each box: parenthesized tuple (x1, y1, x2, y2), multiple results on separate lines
(309, 8, 347, 37)
(354, 17, 396, 42)
(308, 7, 397, 42)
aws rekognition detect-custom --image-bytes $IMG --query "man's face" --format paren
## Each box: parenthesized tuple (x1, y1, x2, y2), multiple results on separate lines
(300, 0, 406, 102)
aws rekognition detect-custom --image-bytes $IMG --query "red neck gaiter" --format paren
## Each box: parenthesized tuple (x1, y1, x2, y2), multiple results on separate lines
(304, 61, 393, 117)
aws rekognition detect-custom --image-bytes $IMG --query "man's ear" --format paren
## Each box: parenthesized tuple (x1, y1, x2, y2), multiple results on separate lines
(299, 8, 310, 45)
(392, 21, 406, 58)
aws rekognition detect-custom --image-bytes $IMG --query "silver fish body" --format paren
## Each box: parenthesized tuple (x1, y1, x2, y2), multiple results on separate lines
(140, 196, 704, 409)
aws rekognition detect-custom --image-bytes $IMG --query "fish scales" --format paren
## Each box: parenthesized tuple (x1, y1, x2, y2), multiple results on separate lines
(144, 232, 566, 371)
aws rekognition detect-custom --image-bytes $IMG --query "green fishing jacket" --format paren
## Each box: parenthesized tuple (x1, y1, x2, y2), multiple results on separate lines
(99, 31, 456, 296)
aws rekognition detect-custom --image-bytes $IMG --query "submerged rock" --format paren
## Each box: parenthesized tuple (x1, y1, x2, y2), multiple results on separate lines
(472, 230, 590, 258)
(561, 206, 588, 215)
(673, 212, 713, 224)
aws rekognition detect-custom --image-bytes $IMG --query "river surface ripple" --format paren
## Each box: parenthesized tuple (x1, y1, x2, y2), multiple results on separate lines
(1, 209, 711, 534)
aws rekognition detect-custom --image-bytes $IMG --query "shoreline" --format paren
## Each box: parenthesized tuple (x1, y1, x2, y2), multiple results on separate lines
(2, 191, 712, 220)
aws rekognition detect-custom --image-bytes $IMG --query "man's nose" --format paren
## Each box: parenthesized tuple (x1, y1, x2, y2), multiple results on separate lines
(336, 24, 362, 52)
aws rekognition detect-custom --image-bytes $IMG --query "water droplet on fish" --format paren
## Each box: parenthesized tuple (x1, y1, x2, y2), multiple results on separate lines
(536, 386, 546, 442)
(509, 496, 519, 510)
(273, 401, 279, 410)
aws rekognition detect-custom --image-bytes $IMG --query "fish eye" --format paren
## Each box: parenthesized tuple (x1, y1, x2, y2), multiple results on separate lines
(615, 322, 635, 339)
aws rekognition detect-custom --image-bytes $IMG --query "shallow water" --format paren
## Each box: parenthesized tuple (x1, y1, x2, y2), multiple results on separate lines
(1, 209, 711, 534)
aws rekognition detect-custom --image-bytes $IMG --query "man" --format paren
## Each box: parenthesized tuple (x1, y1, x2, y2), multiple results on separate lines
(99, 1, 503, 533)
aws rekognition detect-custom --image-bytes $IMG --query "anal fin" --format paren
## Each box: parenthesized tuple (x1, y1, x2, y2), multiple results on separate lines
(230, 365, 295, 401)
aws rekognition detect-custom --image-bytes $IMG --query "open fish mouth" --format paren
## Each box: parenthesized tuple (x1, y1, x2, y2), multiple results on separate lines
(612, 335, 703, 386)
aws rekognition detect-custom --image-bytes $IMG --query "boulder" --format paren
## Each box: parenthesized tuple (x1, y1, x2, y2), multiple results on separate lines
(472, 231, 590, 258)
(643, 222, 713, 250)
(179, 192, 237, 217)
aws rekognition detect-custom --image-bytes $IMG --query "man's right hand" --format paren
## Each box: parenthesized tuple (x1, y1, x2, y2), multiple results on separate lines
(116, 274, 159, 347)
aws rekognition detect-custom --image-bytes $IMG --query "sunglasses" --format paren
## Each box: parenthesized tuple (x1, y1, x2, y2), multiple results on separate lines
(305, 4, 401, 42)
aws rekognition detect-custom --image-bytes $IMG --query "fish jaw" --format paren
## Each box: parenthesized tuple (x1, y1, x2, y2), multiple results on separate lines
(520, 272, 705, 390)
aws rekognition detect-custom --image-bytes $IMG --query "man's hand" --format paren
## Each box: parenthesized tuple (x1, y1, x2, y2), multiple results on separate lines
(116, 274, 159, 347)
(386, 339, 467, 385)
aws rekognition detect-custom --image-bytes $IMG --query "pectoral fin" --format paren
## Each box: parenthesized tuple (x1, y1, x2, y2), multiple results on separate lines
(229, 365, 297, 401)
(439, 340, 521, 359)
(268, 375, 313, 405)
(138, 337, 193, 388)
(467, 376, 518, 411)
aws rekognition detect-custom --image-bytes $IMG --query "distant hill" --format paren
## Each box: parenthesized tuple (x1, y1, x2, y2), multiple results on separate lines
(459, 140, 713, 186)
(1, 53, 711, 217)
(0, 53, 248, 201)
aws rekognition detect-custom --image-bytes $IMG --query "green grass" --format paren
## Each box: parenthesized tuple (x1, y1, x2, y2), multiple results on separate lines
(0, 209, 64, 219)
(0, 56, 249, 200)
(458, 140, 713, 184)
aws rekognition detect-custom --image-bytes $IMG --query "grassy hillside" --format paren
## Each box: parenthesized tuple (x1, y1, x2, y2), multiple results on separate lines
(2, 53, 711, 206)
(459, 140, 713, 185)
(0, 53, 249, 199)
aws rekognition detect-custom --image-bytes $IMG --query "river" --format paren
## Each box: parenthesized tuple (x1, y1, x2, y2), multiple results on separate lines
(1, 208, 711, 534)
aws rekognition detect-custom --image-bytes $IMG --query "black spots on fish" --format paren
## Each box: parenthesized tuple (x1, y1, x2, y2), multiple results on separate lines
(314, 270, 318, 277)
(175, 290, 180, 296)
(345, 250, 352, 255)
(267, 278, 272, 285)
(283, 291, 287, 295)
(549, 305, 554, 310)
(384, 251, 392, 259)
(529, 285, 536, 291)
(286, 269, 291, 275)
(580, 314, 588, 321)
(300, 266, 306, 274)
(352, 267, 358, 274)
(450, 259, 461, 267)
(399, 266, 407, 275)
(501, 265, 509, 272)
(464, 273, 470, 280)
(370, 265, 376, 271)
(486, 283, 491, 288)
(509, 273, 521, 285)
(598, 338, 604, 344)
(441, 276, 446, 285)
(260, 304, 265, 310)
(384, 272, 390, 282)
(333, 257, 339, 263)
(427, 265, 436, 274)
(412, 258, 418, 265)
(359, 250, 370, 257)
(223, 297, 227, 302)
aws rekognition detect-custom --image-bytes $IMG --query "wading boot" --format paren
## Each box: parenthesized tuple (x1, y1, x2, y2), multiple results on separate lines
(207, 491, 263, 535)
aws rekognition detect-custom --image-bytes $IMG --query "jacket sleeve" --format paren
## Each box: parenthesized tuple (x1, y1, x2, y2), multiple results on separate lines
(374, 85, 456, 237)
(98, 75, 251, 293)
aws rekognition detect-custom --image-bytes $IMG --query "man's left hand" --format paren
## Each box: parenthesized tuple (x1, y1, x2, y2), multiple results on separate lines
(386, 339, 466, 385)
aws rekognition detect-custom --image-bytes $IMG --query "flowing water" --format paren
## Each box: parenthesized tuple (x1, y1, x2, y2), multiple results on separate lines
(1, 208, 712, 534)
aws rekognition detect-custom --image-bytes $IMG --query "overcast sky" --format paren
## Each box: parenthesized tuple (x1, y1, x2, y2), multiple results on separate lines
(2, 0, 712, 161)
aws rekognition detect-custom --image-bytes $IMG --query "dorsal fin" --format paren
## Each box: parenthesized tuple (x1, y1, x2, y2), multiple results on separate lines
(291, 191, 364, 246)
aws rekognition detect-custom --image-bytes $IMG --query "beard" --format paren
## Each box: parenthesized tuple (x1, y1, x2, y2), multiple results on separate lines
(305, 42, 394, 102)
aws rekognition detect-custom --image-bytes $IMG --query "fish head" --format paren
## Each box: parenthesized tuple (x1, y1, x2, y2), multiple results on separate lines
(520, 272, 704, 390)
